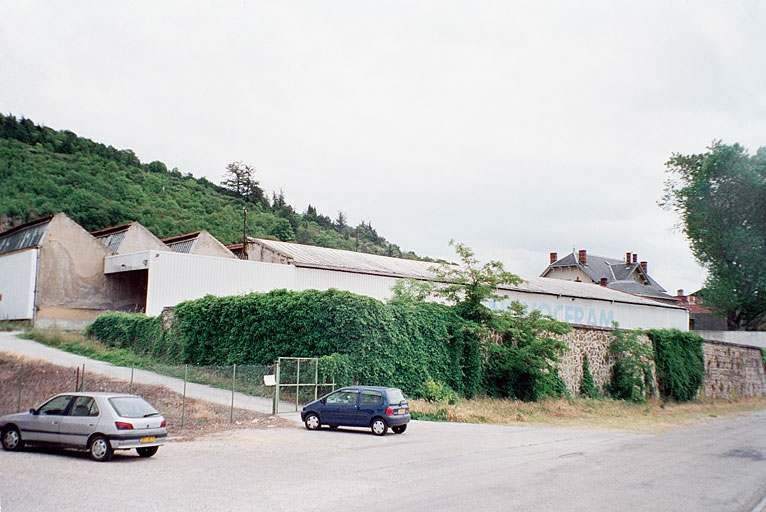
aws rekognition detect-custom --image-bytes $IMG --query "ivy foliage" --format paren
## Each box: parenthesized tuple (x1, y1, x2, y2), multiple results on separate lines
(608, 326, 655, 403)
(169, 289, 472, 398)
(647, 329, 705, 402)
(580, 354, 600, 398)
(485, 302, 571, 401)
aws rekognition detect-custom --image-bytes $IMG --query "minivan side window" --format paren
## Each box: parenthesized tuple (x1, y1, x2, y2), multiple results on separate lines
(361, 391, 383, 405)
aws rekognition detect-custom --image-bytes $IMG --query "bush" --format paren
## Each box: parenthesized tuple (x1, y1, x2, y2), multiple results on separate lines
(647, 329, 705, 402)
(484, 304, 570, 402)
(419, 379, 459, 404)
(580, 354, 600, 398)
(608, 327, 654, 403)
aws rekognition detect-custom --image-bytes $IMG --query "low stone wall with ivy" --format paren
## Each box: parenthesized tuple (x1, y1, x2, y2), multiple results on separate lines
(702, 340, 766, 398)
(557, 326, 656, 396)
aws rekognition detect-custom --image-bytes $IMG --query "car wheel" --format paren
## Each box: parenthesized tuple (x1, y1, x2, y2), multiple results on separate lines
(89, 435, 114, 462)
(1, 426, 23, 451)
(304, 413, 321, 431)
(371, 418, 388, 436)
(392, 424, 407, 434)
(136, 446, 159, 458)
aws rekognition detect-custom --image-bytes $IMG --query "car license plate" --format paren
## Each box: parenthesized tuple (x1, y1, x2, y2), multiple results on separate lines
(398, 409, 406, 415)
(140, 436, 156, 443)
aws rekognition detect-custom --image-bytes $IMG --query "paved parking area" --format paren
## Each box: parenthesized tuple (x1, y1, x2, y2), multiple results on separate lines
(2, 332, 765, 511)
(2, 412, 766, 512)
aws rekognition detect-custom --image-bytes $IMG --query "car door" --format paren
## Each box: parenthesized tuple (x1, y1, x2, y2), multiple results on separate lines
(22, 395, 73, 444)
(58, 396, 100, 448)
(321, 389, 359, 426)
(357, 390, 384, 426)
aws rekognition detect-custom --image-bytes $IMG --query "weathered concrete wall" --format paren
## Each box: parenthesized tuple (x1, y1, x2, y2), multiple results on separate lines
(702, 341, 765, 399)
(191, 231, 236, 259)
(35, 213, 141, 327)
(119, 222, 170, 254)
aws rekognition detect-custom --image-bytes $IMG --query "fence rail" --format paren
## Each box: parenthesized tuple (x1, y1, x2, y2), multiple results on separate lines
(0, 359, 335, 429)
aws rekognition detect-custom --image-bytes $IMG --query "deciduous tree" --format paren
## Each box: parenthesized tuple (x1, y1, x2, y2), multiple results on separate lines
(662, 142, 766, 330)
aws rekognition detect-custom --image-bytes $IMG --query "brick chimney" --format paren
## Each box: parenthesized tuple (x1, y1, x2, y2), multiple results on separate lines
(625, 252, 631, 266)
(640, 261, 648, 273)
(632, 253, 638, 264)
(578, 249, 587, 266)
(549, 252, 558, 264)
(600, 277, 608, 287)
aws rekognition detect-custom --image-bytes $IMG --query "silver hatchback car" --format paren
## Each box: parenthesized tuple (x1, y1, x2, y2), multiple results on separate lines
(0, 392, 167, 462)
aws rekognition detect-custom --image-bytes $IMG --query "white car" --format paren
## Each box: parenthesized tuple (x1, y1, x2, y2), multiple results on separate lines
(0, 392, 167, 462)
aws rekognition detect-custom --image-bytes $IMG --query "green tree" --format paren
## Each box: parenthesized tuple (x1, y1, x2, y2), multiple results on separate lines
(429, 240, 522, 323)
(221, 161, 266, 205)
(662, 142, 766, 330)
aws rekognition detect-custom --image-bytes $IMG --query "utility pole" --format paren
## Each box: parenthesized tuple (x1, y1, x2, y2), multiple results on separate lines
(242, 206, 249, 260)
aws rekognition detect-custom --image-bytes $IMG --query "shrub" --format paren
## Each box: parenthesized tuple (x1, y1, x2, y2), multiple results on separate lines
(580, 354, 600, 398)
(419, 379, 459, 404)
(484, 304, 571, 402)
(608, 327, 654, 403)
(647, 329, 705, 402)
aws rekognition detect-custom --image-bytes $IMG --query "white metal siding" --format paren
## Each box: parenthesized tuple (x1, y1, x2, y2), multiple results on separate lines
(109, 250, 689, 330)
(0, 249, 37, 320)
(143, 252, 295, 316)
(489, 291, 688, 330)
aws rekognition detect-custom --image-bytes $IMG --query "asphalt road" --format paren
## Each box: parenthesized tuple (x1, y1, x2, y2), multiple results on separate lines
(1, 332, 765, 512)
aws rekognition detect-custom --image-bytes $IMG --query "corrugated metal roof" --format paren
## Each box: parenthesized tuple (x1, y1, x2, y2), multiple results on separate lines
(253, 239, 439, 279)
(0, 215, 53, 255)
(253, 239, 681, 309)
(505, 276, 679, 308)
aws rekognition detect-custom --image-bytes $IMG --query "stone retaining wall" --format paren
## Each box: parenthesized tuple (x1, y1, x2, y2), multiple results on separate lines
(702, 341, 765, 399)
(556, 325, 657, 395)
(557, 326, 766, 399)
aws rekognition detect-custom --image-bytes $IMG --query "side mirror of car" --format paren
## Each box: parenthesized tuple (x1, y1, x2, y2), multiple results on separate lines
(29, 408, 37, 415)
(320, 398, 326, 404)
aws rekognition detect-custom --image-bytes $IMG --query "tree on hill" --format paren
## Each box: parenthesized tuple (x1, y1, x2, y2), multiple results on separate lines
(220, 161, 266, 206)
(662, 141, 766, 330)
(0, 113, 426, 260)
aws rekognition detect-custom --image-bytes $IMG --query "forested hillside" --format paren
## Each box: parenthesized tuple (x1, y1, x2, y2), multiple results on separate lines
(0, 114, 420, 258)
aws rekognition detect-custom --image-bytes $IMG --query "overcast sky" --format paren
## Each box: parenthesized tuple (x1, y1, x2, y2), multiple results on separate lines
(3, 1, 765, 295)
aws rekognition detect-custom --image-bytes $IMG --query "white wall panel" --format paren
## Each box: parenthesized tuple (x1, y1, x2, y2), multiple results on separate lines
(109, 251, 688, 330)
(0, 249, 37, 320)
(489, 291, 688, 330)
(143, 252, 294, 316)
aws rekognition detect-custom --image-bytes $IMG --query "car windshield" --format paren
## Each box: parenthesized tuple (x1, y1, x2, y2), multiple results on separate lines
(108, 396, 159, 418)
(387, 389, 406, 404)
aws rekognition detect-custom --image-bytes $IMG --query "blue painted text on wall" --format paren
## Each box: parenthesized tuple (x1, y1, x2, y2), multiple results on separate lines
(488, 299, 614, 327)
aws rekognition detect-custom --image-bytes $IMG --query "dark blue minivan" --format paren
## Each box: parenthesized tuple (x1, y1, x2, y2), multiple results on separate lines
(301, 386, 410, 436)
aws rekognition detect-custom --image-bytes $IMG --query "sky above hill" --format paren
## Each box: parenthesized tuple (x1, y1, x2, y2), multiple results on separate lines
(3, 1, 765, 295)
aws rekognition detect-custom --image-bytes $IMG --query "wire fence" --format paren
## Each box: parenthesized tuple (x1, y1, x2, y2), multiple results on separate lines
(0, 358, 338, 429)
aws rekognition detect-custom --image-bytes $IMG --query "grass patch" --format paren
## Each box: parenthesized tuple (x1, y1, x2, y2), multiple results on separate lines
(410, 395, 766, 434)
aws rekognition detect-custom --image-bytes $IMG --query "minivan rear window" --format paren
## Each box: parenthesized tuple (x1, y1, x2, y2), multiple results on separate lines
(387, 389, 406, 404)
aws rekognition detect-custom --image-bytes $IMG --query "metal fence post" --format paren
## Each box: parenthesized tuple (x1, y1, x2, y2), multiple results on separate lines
(230, 364, 236, 423)
(17, 362, 24, 412)
(273, 360, 281, 415)
(181, 364, 187, 428)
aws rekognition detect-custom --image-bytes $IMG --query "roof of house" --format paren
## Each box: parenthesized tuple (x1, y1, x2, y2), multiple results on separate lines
(542, 251, 675, 301)
(0, 214, 54, 255)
